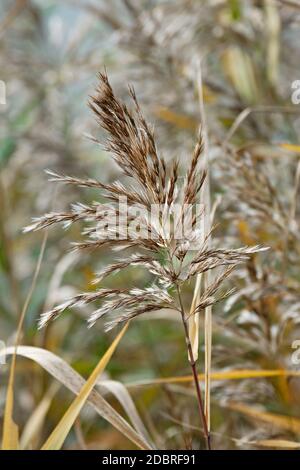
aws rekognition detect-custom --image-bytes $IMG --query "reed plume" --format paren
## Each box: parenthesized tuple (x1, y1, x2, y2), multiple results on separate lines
(25, 72, 266, 449)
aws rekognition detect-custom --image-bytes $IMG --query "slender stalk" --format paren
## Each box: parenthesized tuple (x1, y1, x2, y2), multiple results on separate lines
(2, 230, 48, 449)
(0, 175, 21, 315)
(176, 283, 211, 450)
(197, 57, 212, 433)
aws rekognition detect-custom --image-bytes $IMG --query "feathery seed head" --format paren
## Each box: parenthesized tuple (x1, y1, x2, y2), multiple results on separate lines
(25, 73, 267, 330)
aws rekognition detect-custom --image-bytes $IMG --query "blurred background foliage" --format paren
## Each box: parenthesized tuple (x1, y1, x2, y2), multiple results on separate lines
(1, 0, 300, 449)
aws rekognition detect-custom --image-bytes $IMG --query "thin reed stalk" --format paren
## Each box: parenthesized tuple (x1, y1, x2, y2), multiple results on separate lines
(176, 283, 211, 450)
(196, 57, 212, 436)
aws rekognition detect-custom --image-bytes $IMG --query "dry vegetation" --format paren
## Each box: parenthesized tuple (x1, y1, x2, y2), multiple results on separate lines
(1, 0, 300, 451)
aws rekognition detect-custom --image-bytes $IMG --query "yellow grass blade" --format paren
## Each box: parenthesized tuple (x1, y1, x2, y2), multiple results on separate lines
(204, 305, 212, 429)
(188, 274, 202, 361)
(153, 106, 197, 131)
(2, 375, 19, 450)
(41, 323, 129, 450)
(20, 384, 58, 449)
(251, 439, 300, 449)
(227, 402, 300, 433)
(264, 0, 280, 87)
(223, 47, 258, 104)
(127, 368, 300, 387)
(280, 143, 300, 153)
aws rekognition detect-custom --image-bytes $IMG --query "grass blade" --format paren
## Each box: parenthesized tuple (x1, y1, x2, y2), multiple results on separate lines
(126, 368, 300, 386)
(227, 402, 300, 433)
(196, 58, 212, 432)
(2, 231, 48, 450)
(0, 344, 153, 450)
(250, 439, 300, 449)
(41, 323, 129, 450)
(97, 379, 153, 447)
(20, 384, 58, 449)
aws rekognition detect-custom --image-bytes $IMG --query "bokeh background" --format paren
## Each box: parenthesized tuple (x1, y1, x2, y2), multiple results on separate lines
(1, 0, 300, 450)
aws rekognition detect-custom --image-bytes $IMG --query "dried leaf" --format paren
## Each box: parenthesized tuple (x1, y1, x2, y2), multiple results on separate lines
(20, 384, 59, 449)
(97, 379, 153, 447)
(0, 345, 152, 450)
(251, 439, 300, 449)
(41, 323, 128, 449)
(223, 47, 258, 104)
(1, 379, 19, 450)
(227, 402, 300, 433)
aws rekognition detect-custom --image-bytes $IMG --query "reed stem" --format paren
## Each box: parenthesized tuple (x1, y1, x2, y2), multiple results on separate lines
(176, 284, 211, 450)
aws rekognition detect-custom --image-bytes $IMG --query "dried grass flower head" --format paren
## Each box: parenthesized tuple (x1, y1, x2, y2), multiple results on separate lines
(24, 72, 266, 331)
